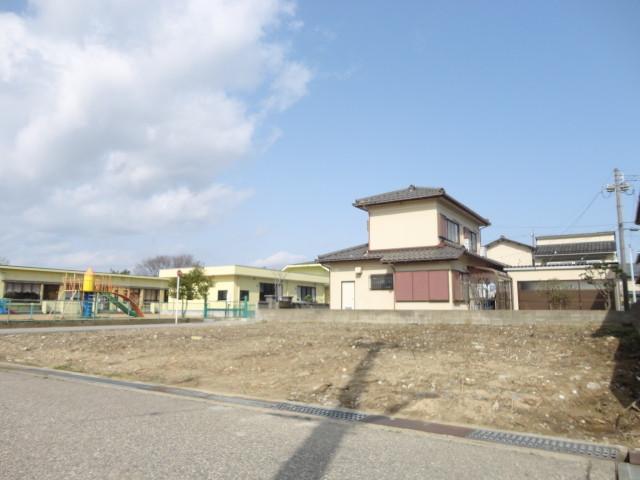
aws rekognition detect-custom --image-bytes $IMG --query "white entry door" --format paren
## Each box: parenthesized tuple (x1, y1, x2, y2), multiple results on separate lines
(341, 281, 355, 310)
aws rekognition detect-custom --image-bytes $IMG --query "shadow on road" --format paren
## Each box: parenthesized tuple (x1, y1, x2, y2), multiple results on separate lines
(272, 341, 384, 480)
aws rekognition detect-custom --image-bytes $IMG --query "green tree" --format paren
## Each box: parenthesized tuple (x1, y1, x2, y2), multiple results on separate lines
(168, 266, 211, 318)
(542, 279, 569, 310)
(580, 263, 621, 310)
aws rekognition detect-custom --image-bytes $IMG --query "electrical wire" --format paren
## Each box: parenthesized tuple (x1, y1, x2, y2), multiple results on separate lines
(561, 190, 604, 234)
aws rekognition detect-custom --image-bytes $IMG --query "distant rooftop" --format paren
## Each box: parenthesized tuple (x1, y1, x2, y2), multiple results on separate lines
(535, 241, 617, 257)
(484, 236, 533, 250)
(536, 231, 615, 241)
(352, 185, 490, 226)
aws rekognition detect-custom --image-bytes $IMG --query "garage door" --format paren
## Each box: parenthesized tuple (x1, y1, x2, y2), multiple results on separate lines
(517, 280, 611, 310)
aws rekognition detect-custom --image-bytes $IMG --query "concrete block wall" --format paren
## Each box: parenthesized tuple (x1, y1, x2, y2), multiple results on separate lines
(257, 308, 637, 327)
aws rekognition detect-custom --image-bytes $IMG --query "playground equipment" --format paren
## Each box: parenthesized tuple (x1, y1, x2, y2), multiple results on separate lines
(63, 268, 144, 318)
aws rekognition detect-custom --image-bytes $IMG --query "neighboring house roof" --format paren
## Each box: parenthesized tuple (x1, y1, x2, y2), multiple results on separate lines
(317, 242, 504, 267)
(484, 236, 533, 250)
(534, 241, 617, 257)
(316, 244, 381, 262)
(535, 231, 615, 241)
(352, 185, 490, 226)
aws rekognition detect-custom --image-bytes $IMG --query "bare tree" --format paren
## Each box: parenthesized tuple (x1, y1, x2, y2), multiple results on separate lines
(134, 254, 203, 276)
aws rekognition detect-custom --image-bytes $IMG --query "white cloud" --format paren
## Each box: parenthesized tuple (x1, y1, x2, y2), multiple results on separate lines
(252, 251, 307, 269)
(0, 0, 311, 264)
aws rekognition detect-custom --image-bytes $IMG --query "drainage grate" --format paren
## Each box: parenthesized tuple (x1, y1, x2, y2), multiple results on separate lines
(273, 403, 369, 422)
(467, 429, 620, 461)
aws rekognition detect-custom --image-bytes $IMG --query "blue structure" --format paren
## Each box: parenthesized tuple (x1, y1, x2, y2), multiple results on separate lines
(82, 293, 94, 318)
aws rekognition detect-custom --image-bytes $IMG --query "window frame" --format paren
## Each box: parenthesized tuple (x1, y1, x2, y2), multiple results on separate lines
(370, 273, 394, 290)
(217, 290, 228, 301)
(445, 218, 460, 244)
(298, 285, 316, 302)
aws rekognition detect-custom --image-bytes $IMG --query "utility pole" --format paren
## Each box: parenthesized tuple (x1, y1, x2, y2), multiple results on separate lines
(605, 168, 630, 311)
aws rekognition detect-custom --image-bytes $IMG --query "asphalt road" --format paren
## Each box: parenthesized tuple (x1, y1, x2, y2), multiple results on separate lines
(0, 369, 615, 479)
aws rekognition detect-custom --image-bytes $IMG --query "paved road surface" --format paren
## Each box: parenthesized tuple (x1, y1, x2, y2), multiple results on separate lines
(0, 369, 615, 479)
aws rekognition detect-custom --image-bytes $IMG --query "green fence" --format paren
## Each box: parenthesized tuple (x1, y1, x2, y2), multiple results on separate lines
(205, 300, 255, 319)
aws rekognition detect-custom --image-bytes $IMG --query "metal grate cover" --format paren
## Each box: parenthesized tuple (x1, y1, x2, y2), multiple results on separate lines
(468, 429, 620, 460)
(273, 403, 369, 422)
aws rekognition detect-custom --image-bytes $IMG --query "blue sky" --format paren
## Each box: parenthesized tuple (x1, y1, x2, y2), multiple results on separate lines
(1, 1, 639, 270)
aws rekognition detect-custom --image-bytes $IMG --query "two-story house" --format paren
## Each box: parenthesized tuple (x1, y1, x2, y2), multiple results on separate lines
(485, 231, 619, 310)
(317, 186, 509, 310)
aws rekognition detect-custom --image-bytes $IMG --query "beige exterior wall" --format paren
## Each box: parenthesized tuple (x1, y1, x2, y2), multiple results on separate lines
(367, 198, 484, 251)
(328, 262, 395, 310)
(536, 232, 615, 246)
(327, 258, 479, 311)
(368, 199, 439, 250)
(486, 243, 533, 266)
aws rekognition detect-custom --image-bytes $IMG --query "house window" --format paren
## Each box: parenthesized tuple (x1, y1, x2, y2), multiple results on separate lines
(4, 282, 41, 300)
(464, 228, 478, 253)
(217, 290, 227, 301)
(469, 231, 478, 252)
(445, 218, 460, 243)
(370, 274, 393, 290)
(239, 290, 250, 302)
(144, 289, 159, 303)
(259, 283, 276, 301)
(299, 286, 316, 302)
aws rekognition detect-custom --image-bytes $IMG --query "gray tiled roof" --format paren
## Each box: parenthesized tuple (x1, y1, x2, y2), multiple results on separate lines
(378, 244, 465, 263)
(353, 186, 444, 208)
(535, 241, 616, 257)
(352, 185, 490, 225)
(316, 244, 382, 262)
(317, 243, 465, 264)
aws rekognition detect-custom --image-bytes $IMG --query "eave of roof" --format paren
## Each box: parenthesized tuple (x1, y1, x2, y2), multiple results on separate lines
(352, 185, 490, 226)
(535, 231, 615, 241)
(317, 242, 504, 269)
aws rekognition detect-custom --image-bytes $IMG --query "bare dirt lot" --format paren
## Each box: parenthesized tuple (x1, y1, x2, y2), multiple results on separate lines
(1, 321, 638, 446)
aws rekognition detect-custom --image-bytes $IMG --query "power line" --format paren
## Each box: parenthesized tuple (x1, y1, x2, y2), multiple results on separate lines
(561, 190, 603, 234)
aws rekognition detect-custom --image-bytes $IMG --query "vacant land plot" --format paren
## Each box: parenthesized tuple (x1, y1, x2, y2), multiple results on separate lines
(0, 321, 638, 446)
